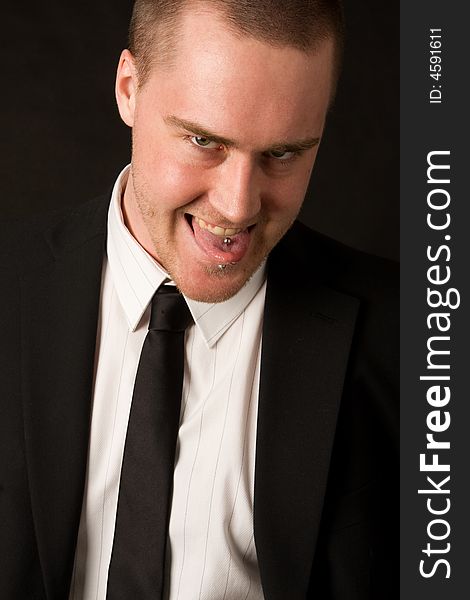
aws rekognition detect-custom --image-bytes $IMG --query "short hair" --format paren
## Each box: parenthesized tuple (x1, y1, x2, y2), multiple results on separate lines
(128, 0, 345, 87)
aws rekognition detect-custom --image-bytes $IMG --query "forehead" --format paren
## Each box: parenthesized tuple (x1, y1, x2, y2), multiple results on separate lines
(141, 7, 335, 147)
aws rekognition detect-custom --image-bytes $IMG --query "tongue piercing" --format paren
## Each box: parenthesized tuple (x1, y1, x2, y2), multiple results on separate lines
(223, 237, 232, 246)
(218, 264, 226, 270)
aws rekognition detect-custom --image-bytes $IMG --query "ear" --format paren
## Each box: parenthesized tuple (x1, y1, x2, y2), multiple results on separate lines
(115, 49, 138, 127)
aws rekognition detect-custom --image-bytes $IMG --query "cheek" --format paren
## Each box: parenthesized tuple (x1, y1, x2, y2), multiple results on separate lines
(265, 174, 311, 220)
(135, 146, 208, 209)
(266, 151, 316, 206)
(157, 162, 210, 210)
(163, 160, 205, 192)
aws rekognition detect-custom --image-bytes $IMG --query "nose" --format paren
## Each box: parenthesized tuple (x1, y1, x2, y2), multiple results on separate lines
(208, 155, 261, 225)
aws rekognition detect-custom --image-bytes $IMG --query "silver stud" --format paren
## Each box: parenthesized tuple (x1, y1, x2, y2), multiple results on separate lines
(223, 237, 232, 245)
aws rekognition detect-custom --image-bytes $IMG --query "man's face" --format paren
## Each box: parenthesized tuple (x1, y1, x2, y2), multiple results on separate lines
(116, 8, 335, 302)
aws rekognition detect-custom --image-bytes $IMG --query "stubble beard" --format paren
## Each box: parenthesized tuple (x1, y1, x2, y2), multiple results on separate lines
(130, 167, 294, 303)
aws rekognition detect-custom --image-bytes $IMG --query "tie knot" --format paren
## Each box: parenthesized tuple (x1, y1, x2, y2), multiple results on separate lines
(149, 286, 193, 332)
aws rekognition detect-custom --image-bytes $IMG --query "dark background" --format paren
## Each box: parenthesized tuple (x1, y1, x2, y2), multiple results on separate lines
(1, 0, 398, 260)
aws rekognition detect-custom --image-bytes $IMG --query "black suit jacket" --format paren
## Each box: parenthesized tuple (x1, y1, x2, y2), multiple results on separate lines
(0, 195, 398, 599)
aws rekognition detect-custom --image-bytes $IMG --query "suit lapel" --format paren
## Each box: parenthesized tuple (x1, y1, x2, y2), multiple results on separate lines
(254, 236, 360, 600)
(21, 198, 108, 599)
(20, 204, 358, 598)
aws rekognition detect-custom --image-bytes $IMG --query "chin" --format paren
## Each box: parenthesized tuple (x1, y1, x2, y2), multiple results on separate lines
(171, 261, 257, 303)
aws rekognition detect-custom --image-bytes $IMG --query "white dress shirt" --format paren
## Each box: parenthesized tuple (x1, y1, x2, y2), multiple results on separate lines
(69, 165, 267, 600)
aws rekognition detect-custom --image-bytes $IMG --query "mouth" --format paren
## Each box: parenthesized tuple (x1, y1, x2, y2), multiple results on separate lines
(184, 214, 255, 264)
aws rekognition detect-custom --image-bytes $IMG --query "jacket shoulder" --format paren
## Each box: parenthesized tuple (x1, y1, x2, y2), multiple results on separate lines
(275, 220, 398, 303)
(274, 220, 399, 435)
(0, 195, 110, 273)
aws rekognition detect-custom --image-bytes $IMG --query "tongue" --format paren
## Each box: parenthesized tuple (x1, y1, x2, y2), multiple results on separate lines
(192, 217, 251, 263)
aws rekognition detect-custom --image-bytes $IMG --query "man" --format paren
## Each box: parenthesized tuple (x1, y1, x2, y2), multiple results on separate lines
(0, 1, 398, 599)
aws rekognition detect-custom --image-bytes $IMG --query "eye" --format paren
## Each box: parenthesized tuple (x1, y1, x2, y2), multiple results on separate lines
(190, 135, 220, 149)
(266, 149, 297, 161)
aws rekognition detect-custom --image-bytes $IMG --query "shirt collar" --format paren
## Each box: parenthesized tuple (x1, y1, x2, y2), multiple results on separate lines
(107, 165, 266, 347)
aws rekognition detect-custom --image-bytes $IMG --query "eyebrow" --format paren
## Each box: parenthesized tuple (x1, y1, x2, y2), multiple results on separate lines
(164, 115, 320, 153)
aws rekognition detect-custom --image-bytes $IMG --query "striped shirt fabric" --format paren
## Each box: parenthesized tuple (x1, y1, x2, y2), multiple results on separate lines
(69, 165, 267, 600)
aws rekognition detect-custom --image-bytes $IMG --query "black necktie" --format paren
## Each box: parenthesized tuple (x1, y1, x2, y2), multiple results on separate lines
(107, 285, 193, 599)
